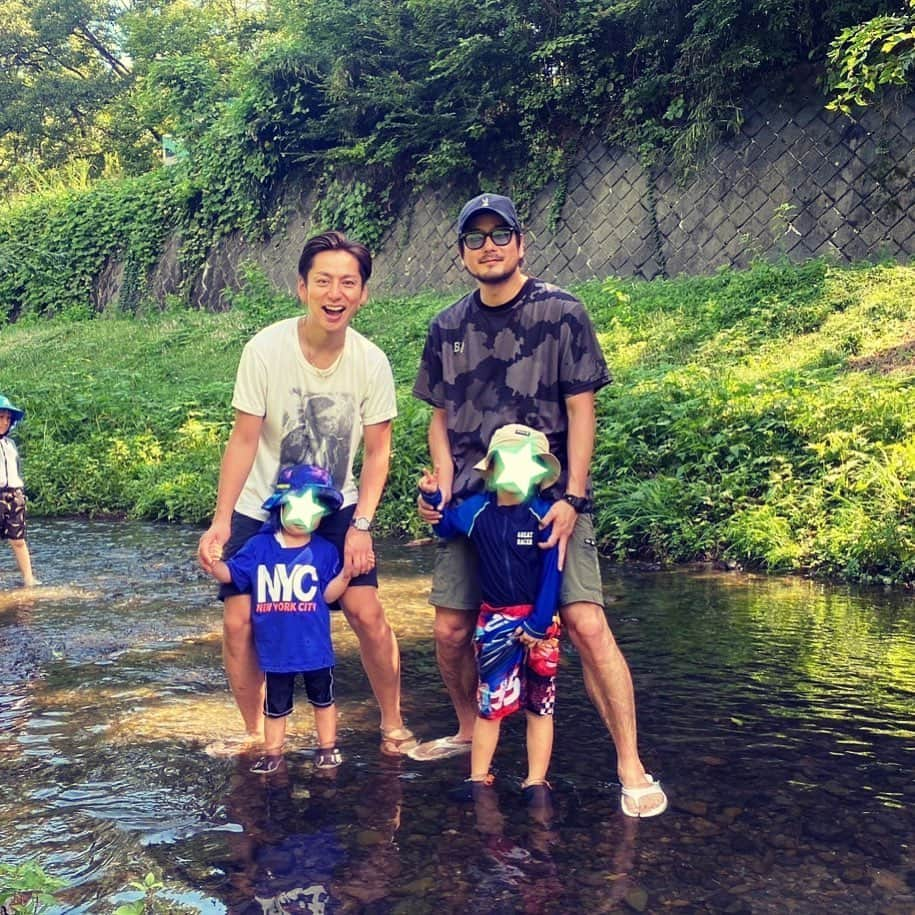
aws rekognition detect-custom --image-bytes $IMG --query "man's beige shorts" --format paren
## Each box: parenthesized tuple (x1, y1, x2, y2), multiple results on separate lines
(430, 513, 604, 610)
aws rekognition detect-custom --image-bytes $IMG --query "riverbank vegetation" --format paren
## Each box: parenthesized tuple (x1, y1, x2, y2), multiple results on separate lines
(3, 1, 912, 322)
(4, 258, 915, 583)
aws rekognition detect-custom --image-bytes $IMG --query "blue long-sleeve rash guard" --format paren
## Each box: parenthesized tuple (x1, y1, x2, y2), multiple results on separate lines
(421, 488, 561, 639)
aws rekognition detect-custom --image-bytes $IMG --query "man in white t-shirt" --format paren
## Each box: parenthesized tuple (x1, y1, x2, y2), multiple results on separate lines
(197, 231, 417, 758)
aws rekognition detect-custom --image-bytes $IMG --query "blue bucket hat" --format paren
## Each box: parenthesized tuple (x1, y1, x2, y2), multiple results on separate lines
(0, 394, 25, 430)
(262, 464, 343, 512)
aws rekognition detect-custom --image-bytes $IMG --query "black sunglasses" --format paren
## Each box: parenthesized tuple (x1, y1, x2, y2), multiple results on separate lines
(460, 227, 516, 250)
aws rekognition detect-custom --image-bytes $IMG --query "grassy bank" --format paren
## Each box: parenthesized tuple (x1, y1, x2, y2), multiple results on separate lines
(4, 259, 915, 582)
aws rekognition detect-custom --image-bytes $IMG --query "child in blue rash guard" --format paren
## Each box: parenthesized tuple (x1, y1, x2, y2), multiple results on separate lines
(210, 464, 351, 774)
(0, 395, 38, 588)
(419, 423, 562, 801)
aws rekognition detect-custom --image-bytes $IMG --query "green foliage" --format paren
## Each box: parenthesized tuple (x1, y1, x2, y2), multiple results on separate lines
(0, 862, 66, 914)
(1, 0, 899, 314)
(580, 259, 915, 581)
(4, 310, 241, 522)
(6, 260, 915, 583)
(0, 169, 183, 321)
(0, 863, 195, 915)
(113, 870, 195, 914)
(222, 263, 300, 336)
(825, 0, 915, 114)
(314, 179, 389, 252)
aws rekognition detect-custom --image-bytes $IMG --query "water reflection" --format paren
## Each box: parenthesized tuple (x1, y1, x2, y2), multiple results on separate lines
(1, 519, 914, 913)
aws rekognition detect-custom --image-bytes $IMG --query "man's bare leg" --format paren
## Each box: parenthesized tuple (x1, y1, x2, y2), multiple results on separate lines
(561, 600, 666, 815)
(223, 592, 264, 738)
(433, 606, 479, 742)
(340, 585, 406, 736)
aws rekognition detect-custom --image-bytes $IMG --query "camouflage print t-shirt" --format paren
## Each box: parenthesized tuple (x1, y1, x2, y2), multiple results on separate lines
(413, 277, 611, 503)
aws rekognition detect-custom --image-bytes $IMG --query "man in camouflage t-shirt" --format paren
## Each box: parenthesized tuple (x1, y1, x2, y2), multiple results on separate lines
(411, 193, 667, 817)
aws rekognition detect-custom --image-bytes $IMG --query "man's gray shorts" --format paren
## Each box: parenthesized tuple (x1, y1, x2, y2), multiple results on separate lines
(430, 513, 604, 610)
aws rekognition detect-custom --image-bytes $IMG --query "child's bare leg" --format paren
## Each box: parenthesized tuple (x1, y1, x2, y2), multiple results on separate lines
(470, 716, 501, 780)
(10, 539, 36, 587)
(523, 711, 553, 787)
(263, 714, 286, 756)
(314, 703, 337, 749)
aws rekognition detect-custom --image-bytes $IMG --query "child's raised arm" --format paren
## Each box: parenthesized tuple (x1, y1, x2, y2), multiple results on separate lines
(418, 468, 440, 502)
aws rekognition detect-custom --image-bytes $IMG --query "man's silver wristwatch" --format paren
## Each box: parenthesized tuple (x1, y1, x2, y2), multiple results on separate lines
(351, 516, 373, 532)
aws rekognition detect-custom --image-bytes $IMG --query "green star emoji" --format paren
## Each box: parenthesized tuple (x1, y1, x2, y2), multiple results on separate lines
(281, 489, 331, 533)
(490, 440, 550, 498)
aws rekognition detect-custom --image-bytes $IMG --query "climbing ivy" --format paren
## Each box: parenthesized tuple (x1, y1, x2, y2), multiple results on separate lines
(0, 0, 901, 322)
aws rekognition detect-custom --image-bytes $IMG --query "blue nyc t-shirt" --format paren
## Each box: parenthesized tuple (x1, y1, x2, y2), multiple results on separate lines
(226, 530, 339, 673)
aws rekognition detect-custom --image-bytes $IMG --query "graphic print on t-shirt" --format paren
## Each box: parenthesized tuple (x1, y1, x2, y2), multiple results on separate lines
(255, 561, 322, 613)
(280, 391, 355, 487)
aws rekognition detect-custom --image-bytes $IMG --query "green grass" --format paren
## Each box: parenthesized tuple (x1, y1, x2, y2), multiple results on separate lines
(4, 258, 915, 582)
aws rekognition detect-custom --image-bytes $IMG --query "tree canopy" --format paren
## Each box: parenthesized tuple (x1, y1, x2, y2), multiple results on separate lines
(1, 0, 911, 312)
(3, 1, 909, 201)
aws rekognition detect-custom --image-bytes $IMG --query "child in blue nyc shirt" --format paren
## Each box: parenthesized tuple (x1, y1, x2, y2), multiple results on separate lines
(210, 464, 351, 774)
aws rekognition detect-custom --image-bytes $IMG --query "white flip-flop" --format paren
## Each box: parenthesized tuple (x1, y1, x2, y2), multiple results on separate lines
(406, 735, 473, 761)
(620, 774, 668, 818)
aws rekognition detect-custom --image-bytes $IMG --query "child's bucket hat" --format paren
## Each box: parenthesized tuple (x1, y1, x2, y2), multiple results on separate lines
(0, 394, 25, 429)
(473, 423, 561, 490)
(262, 464, 343, 512)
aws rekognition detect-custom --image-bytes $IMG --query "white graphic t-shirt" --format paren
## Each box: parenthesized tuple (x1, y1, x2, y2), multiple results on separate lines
(232, 317, 397, 520)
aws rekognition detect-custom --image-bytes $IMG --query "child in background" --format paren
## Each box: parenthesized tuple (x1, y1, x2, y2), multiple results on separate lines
(0, 395, 38, 588)
(209, 464, 351, 774)
(419, 423, 562, 804)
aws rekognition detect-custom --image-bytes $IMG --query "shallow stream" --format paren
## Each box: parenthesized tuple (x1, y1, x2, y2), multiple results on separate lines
(1, 519, 913, 913)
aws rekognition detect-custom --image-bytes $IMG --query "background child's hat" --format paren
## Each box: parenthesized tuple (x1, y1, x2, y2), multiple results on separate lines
(473, 423, 561, 489)
(262, 464, 343, 511)
(0, 394, 25, 428)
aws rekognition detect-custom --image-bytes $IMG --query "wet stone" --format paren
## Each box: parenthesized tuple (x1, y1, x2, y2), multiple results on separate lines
(729, 833, 758, 855)
(705, 891, 753, 914)
(842, 866, 869, 883)
(674, 799, 709, 817)
(395, 877, 438, 896)
(719, 806, 744, 824)
(355, 828, 387, 847)
(802, 816, 845, 842)
(691, 817, 721, 837)
(872, 869, 908, 895)
(576, 869, 611, 888)
(623, 886, 649, 912)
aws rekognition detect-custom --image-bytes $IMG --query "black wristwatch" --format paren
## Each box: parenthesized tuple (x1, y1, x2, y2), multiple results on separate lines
(350, 516, 373, 532)
(563, 493, 591, 514)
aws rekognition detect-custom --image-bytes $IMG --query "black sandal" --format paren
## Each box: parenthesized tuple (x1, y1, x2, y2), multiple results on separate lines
(314, 747, 343, 769)
(250, 754, 283, 774)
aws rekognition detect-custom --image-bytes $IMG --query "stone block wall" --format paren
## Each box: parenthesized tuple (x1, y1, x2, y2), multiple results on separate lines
(127, 85, 914, 309)
(369, 85, 914, 297)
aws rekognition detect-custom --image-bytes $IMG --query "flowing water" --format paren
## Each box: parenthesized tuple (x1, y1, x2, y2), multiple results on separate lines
(1, 519, 913, 914)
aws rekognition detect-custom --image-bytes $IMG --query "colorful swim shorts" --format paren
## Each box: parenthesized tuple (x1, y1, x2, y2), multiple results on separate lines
(474, 603, 560, 721)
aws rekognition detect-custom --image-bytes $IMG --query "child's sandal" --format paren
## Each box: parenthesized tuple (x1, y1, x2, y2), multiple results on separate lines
(314, 747, 343, 769)
(250, 754, 283, 774)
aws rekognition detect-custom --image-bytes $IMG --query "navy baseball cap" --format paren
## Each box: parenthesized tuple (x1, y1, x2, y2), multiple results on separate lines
(457, 193, 522, 237)
(262, 464, 343, 512)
